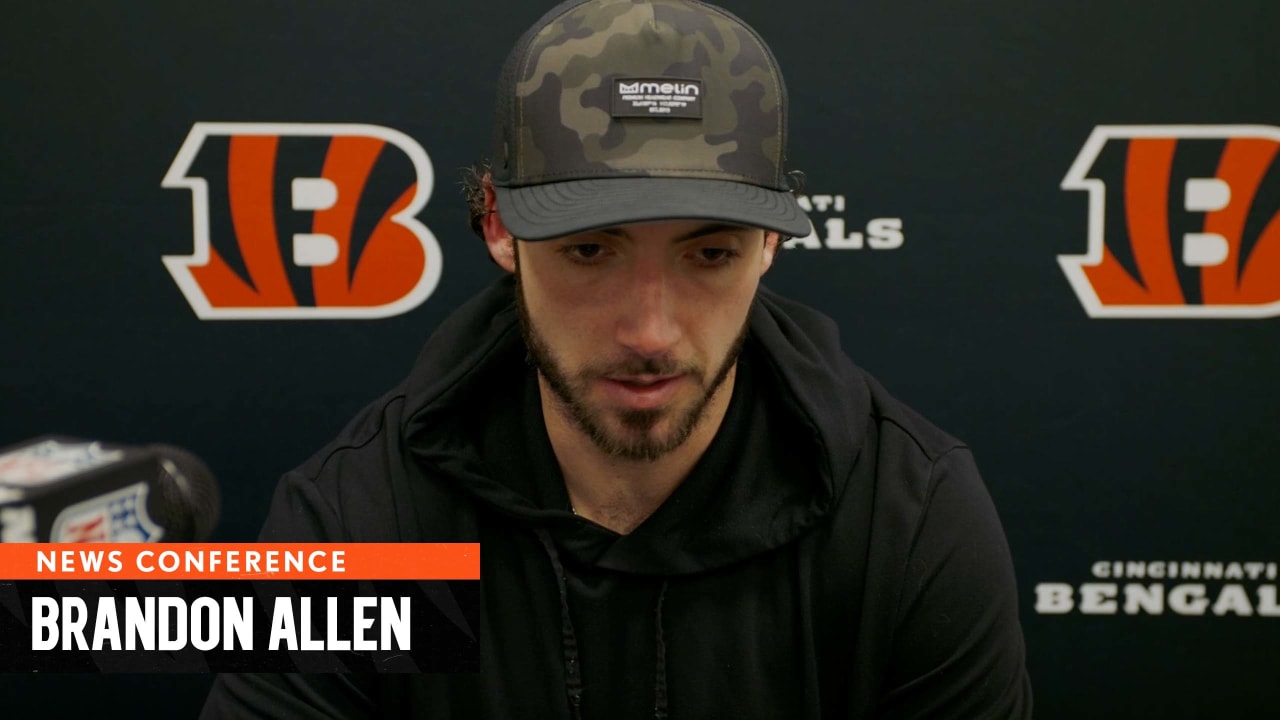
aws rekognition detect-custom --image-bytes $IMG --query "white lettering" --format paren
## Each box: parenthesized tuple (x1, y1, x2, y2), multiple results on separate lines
(1123, 584, 1164, 615)
(225, 598, 253, 650)
(1079, 583, 1118, 614)
(269, 598, 297, 651)
(326, 597, 350, 651)
(158, 551, 179, 573)
(866, 218, 905, 249)
(1034, 583, 1074, 614)
(823, 218, 863, 249)
(299, 597, 323, 650)
(79, 550, 105, 573)
(353, 597, 378, 651)
(781, 195, 902, 252)
(91, 597, 120, 650)
(125, 597, 155, 650)
(63, 597, 88, 650)
(189, 598, 219, 651)
(31, 597, 58, 650)
(619, 81, 699, 96)
(782, 229, 822, 250)
(382, 598, 411, 650)
(31, 596, 257, 651)
(1258, 586, 1280, 616)
(158, 597, 186, 650)
(1212, 584, 1253, 616)
(1168, 584, 1209, 615)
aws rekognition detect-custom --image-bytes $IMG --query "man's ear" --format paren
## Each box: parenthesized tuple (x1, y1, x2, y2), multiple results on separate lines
(482, 176, 516, 273)
(760, 231, 780, 275)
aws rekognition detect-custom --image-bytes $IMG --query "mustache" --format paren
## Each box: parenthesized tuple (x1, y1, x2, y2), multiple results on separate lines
(577, 354, 700, 382)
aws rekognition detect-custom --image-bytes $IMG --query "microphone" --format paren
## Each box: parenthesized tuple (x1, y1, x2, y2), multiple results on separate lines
(0, 436, 220, 542)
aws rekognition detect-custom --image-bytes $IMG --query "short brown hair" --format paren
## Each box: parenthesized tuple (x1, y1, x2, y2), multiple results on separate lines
(460, 160, 491, 240)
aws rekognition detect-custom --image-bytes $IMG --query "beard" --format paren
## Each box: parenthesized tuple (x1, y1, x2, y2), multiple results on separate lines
(514, 269, 748, 463)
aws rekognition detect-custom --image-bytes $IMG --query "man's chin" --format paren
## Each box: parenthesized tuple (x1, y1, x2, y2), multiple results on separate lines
(594, 407, 659, 436)
(597, 433, 686, 462)
(591, 408, 697, 460)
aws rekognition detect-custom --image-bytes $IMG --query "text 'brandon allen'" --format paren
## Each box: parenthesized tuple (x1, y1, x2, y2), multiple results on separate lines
(30, 596, 409, 652)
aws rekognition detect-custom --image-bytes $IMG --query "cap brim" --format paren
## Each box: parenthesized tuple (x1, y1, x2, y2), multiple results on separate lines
(493, 177, 813, 241)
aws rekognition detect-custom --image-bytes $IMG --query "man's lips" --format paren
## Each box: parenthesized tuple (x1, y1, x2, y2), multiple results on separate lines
(597, 374, 686, 409)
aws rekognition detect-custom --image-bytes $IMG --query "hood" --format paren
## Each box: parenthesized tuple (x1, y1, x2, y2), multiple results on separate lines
(404, 275, 870, 576)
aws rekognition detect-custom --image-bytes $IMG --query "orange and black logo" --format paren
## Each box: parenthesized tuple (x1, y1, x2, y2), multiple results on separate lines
(162, 123, 441, 320)
(1060, 125, 1280, 318)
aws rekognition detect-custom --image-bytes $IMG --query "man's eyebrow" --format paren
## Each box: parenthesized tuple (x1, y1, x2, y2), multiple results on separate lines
(594, 223, 750, 243)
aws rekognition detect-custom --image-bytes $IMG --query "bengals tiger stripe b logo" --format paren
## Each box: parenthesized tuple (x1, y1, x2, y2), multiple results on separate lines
(162, 123, 442, 319)
(1060, 125, 1280, 318)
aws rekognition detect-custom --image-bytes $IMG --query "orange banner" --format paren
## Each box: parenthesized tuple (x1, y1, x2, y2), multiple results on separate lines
(0, 543, 479, 580)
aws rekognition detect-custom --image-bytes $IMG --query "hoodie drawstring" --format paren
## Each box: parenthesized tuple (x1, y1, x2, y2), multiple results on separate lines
(653, 579, 670, 719)
(535, 529, 672, 720)
(536, 529, 584, 720)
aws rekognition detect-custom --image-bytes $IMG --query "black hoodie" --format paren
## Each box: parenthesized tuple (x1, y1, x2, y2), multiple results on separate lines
(202, 277, 1032, 719)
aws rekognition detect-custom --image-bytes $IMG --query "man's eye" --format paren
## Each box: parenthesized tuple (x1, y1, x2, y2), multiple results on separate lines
(692, 247, 739, 266)
(561, 244, 606, 263)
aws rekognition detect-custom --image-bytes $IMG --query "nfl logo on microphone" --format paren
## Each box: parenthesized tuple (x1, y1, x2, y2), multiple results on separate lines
(51, 484, 164, 543)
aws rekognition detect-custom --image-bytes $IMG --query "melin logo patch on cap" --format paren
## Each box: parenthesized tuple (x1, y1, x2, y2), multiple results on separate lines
(611, 77, 703, 119)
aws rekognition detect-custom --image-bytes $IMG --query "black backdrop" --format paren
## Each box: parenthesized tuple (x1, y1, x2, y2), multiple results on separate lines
(3, 1, 1277, 716)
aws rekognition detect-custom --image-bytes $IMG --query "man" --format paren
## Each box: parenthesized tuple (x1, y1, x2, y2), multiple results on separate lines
(204, 0, 1032, 717)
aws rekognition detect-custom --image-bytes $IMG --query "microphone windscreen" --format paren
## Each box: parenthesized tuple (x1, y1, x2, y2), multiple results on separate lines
(149, 445, 220, 541)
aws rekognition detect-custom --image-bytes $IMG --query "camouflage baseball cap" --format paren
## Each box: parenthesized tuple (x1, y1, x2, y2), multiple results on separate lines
(489, 0, 811, 240)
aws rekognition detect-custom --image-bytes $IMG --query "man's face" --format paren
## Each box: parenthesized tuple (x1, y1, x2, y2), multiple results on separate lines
(514, 220, 776, 462)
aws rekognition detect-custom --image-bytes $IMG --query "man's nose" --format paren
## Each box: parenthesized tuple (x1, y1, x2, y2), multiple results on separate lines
(616, 261, 681, 358)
